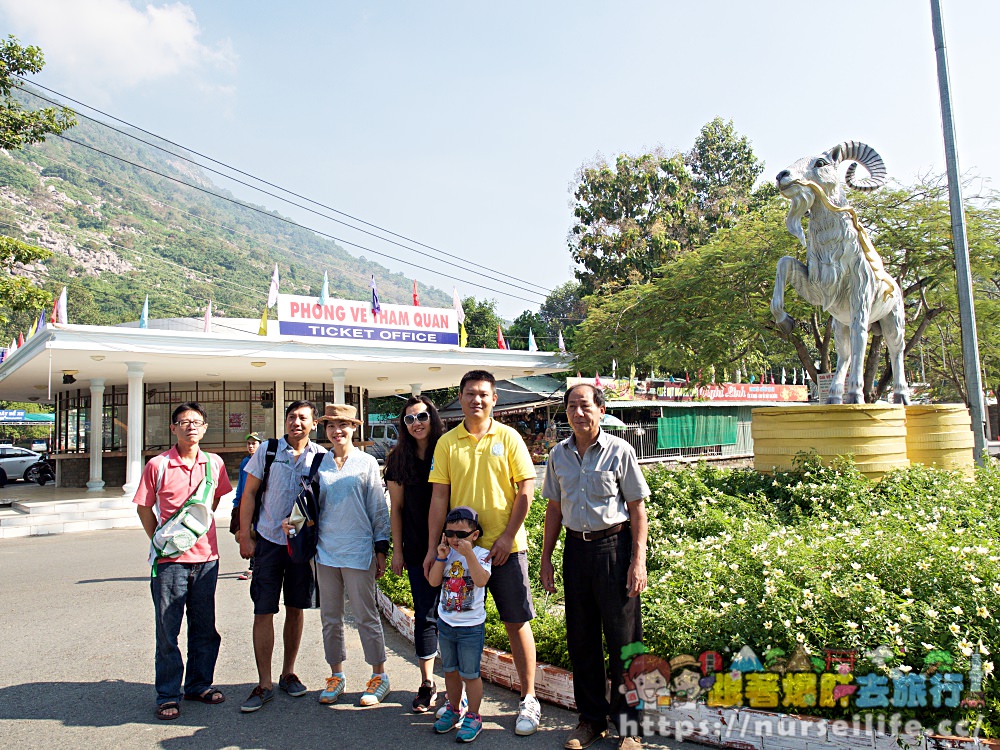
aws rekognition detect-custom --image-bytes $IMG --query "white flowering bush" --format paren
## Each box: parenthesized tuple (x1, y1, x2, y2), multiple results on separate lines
(641, 456, 998, 731)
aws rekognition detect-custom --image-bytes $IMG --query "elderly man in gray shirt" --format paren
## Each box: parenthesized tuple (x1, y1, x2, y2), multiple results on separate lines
(541, 383, 650, 750)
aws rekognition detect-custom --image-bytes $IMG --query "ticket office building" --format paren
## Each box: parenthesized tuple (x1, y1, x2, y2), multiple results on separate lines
(0, 319, 567, 492)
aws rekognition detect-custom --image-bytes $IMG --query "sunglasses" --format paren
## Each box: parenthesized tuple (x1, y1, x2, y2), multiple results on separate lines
(403, 412, 431, 425)
(443, 529, 474, 539)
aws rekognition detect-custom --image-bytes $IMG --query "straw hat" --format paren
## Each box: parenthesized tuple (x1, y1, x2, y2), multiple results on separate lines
(318, 403, 363, 425)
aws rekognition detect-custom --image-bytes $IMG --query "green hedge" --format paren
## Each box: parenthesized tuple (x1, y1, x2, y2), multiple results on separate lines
(380, 457, 999, 733)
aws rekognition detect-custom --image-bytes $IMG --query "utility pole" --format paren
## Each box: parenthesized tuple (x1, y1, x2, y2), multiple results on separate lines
(929, 0, 987, 463)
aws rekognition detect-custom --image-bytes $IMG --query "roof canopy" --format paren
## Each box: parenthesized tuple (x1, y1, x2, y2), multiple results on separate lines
(437, 376, 566, 421)
(0, 320, 570, 402)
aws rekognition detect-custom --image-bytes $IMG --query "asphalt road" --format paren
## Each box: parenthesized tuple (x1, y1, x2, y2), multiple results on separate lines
(0, 527, 690, 750)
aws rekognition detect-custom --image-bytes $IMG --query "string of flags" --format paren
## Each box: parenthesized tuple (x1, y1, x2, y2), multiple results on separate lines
(0, 271, 575, 363)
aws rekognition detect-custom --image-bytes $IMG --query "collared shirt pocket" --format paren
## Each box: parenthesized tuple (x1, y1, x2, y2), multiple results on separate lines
(587, 470, 619, 500)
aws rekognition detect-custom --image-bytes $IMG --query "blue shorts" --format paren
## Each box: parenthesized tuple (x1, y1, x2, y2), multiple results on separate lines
(438, 620, 485, 679)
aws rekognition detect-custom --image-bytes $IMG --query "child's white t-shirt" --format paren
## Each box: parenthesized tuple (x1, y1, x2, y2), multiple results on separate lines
(437, 545, 492, 627)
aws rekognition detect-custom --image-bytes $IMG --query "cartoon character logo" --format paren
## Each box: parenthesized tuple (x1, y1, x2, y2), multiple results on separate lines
(621, 643, 672, 712)
(669, 654, 707, 703)
(443, 560, 468, 611)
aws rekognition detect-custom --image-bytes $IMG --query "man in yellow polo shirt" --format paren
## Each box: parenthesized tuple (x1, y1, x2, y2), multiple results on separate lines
(424, 369, 540, 735)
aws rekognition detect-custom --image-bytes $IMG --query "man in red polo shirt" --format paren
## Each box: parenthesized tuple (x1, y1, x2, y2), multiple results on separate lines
(135, 401, 233, 721)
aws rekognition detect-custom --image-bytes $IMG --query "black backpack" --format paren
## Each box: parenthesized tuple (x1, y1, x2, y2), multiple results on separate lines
(286, 451, 325, 564)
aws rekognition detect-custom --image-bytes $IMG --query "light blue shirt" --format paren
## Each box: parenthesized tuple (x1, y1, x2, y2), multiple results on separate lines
(315, 450, 390, 571)
(245, 437, 327, 546)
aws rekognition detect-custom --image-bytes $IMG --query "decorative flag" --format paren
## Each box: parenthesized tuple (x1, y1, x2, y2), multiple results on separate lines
(685, 371, 690, 385)
(17, 332, 25, 347)
(629, 363, 636, 399)
(139, 295, 149, 329)
(54, 286, 67, 324)
(577, 371, 582, 378)
(528, 329, 538, 352)
(595, 371, 602, 388)
(770, 373, 775, 385)
(267, 264, 280, 308)
(558, 330, 566, 354)
(452, 287, 465, 324)
(0, 349, 4, 364)
(791, 369, 797, 385)
(203, 301, 212, 333)
(781, 367, 787, 384)
(497, 325, 507, 350)
(370, 275, 381, 317)
(459, 322, 468, 348)
(258, 308, 268, 336)
(36, 311, 45, 333)
(412, 279, 420, 306)
(9, 338, 15, 352)
(612, 359, 618, 378)
(27, 317, 37, 338)
(319, 272, 329, 305)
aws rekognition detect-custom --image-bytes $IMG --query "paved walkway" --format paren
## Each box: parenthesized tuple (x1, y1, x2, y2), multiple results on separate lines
(0, 527, 688, 750)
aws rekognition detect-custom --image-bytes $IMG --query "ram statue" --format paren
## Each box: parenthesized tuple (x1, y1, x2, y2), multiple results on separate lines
(771, 141, 910, 405)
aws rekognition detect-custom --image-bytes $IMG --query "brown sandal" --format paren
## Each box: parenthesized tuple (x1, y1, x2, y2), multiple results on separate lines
(156, 702, 181, 720)
(184, 688, 226, 705)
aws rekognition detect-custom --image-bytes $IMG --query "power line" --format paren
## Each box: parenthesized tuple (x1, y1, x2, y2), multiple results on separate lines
(18, 78, 554, 298)
(23, 152, 378, 296)
(53, 132, 546, 306)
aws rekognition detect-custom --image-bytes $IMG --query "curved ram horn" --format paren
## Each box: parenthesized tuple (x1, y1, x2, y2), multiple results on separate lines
(829, 140, 887, 191)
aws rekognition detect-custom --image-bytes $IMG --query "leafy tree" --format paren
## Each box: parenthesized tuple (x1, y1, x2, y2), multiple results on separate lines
(461, 296, 505, 349)
(686, 117, 765, 239)
(0, 36, 75, 149)
(0, 237, 51, 326)
(538, 280, 585, 352)
(0, 36, 77, 328)
(569, 148, 693, 295)
(506, 310, 547, 350)
(568, 119, 764, 296)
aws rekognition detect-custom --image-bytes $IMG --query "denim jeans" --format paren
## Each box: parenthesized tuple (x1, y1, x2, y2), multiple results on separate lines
(438, 619, 485, 679)
(150, 560, 221, 705)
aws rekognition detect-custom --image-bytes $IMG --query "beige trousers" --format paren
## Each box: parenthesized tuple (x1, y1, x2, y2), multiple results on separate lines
(316, 559, 386, 667)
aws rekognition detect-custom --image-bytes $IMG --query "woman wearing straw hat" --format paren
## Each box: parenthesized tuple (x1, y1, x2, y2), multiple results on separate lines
(288, 404, 392, 707)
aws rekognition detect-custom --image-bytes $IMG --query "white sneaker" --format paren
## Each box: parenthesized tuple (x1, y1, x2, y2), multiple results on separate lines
(515, 694, 541, 735)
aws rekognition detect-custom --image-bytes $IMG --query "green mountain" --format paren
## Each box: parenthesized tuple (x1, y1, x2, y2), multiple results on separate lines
(0, 90, 452, 341)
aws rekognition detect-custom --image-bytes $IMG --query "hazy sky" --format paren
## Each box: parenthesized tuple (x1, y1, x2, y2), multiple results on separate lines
(2, 0, 997, 318)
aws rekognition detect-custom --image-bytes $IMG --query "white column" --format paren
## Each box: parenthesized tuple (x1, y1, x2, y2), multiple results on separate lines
(86, 378, 106, 492)
(331, 368, 346, 403)
(273, 379, 285, 421)
(410, 383, 422, 396)
(122, 361, 146, 497)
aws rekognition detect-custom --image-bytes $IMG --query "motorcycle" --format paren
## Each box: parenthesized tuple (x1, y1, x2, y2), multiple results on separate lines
(25, 456, 55, 486)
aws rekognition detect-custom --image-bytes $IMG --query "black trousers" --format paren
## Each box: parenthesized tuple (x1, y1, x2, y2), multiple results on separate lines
(563, 528, 642, 729)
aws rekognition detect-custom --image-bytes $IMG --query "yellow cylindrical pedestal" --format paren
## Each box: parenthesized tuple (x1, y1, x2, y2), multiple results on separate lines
(904, 404, 975, 477)
(752, 404, 909, 480)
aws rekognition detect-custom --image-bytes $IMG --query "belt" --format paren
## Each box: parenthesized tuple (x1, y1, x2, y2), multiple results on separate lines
(566, 522, 628, 542)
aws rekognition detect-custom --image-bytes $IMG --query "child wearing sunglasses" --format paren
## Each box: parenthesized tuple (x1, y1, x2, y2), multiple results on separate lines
(426, 506, 491, 742)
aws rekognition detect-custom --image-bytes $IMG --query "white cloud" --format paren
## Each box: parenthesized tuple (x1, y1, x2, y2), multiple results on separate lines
(0, 0, 237, 92)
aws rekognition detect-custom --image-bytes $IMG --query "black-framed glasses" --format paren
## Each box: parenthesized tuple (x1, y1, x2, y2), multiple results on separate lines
(443, 529, 473, 539)
(174, 420, 206, 428)
(403, 412, 431, 425)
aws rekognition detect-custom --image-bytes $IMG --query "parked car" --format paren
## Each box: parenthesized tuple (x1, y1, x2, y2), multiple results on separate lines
(0, 445, 43, 487)
(365, 423, 399, 461)
(30, 440, 49, 453)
